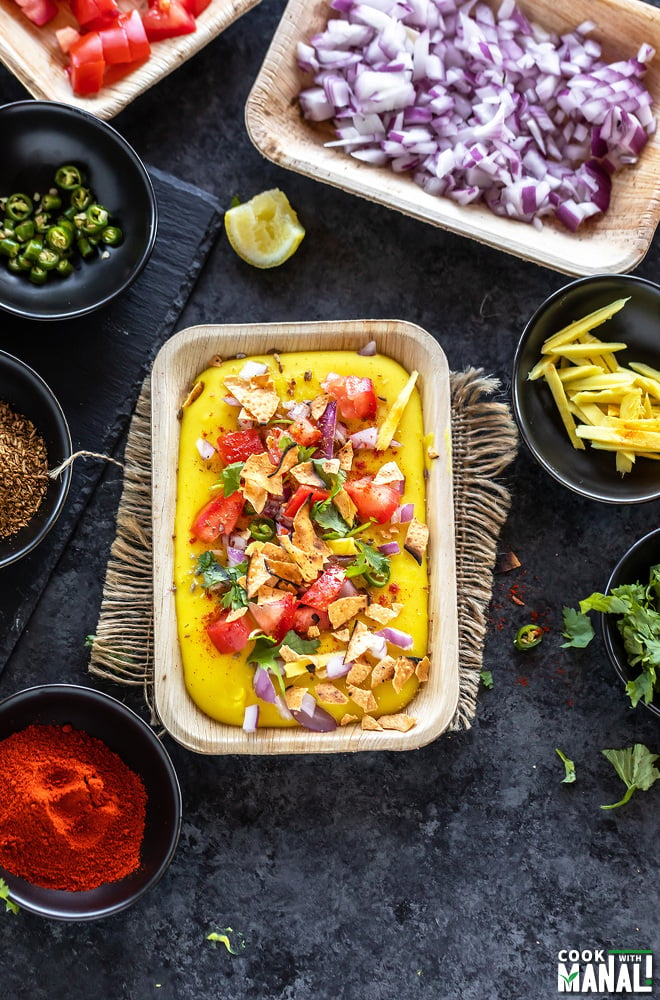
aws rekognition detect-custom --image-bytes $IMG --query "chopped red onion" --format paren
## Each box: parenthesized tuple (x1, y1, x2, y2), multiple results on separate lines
(316, 398, 338, 457)
(376, 626, 414, 650)
(291, 692, 338, 731)
(367, 634, 388, 659)
(326, 653, 353, 678)
(379, 540, 401, 555)
(239, 360, 269, 379)
(349, 426, 379, 449)
(253, 667, 278, 703)
(391, 502, 414, 524)
(227, 546, 246, 566)
(195, 437, 216, 460)
(338, 578, 360, 598)
(223, 395, 241, 407)
(298, 0, 656, 229)
(357, 340, 377, 355)
(243, 704, 259, 732)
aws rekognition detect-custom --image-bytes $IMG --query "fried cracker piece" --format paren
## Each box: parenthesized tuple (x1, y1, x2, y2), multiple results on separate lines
(379, 713, 415, 732)
(393, 656, 416, 693)
(290, 460, 327, 488)
(279, 502, 332, 581)
(340, 713, 359, 726)
(361, 714, 383, 731)
(404, 517, 429, 565)
(332, 488, 357, 526)
(415, 655, 430, 683)
(224, 373, 279, 424)
(246, 545, 274, 597)
(265, 558, 304, 586)
(284, 686, 307, 712)
(225, 606, 249, 623)
(364, 602, 403, 625)
(336, 441, 354, 471)
(328, 594, 368, 629)
(182, 380, 204, 408)
(345, 620, 375, 662)
(309, 393, 331, 421)
(348, 685, 378, 713)
(332, 628, 350, 644)
(346, 659, 372, 687)
(278, 644, 300, 663)
(372, 460, 404, 485)
(371, 655, 397, 688)
(315, 683, 349, 705)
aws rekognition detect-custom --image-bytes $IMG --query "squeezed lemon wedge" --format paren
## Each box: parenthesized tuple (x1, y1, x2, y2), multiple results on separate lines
(224, 189, 305, 268)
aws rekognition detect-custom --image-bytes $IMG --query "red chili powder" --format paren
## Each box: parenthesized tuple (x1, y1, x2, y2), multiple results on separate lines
(0, 723, 147, 891)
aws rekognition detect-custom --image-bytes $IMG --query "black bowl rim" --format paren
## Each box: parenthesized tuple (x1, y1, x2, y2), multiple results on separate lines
(0, 683, 182, 920)
(512, 272, 660, 505)
(601, 527, 660, 719)
(0, 100, 158, 322)
(0, 350, 72, 570)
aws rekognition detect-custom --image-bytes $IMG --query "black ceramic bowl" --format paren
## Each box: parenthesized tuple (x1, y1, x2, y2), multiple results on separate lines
(0, 351, 72, 569)
(601, 529, 660, 719)
(512, 274, 660, 504)
(0, 100, 157, 321)
(0, 684, 181, 920)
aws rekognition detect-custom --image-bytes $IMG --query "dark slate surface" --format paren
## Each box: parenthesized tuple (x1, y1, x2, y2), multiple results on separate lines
(1, 2, 660, 999)
(0, 167, 222, 667)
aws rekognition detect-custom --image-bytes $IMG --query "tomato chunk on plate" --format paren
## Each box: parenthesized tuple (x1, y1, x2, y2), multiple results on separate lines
(207, 611, 251, 654)
(191, 491, 244, 543)
(300, 565, 346, 611)
(216, 428, 264, 464)
(344, 477, 400, 524)
(321, 373, 377, 420)
(141, 0, 197, 41)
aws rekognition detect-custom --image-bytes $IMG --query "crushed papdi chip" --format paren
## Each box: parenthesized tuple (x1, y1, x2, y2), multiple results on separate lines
(284, 686, 307, 711)
(404, 517, 429, 565)
(337, 441, 354, 470)
(365, 602, 402, 625)
(224, 373, 279, 425)
(347, 684, 378, 713)
(182, 380, 204, 408)
(309, 393, 331, 421)
(345, 620, 375, 662)
(415, 655, 430, 683)
(371, 655, 397, 687)
(346, 660, 372, 687)
(332, 489, 357, 526)
(290, 460, 327, 488)
(379, 713, 415, 731)
(328, 594, 368, 629)
(246, 546, 275, 597)
(361, 714, 382, 731)
(372, 460, 404, 485)
(393, 656, 416, 693)
(315, 683, 349, 705)
(340, 713, 359, 726)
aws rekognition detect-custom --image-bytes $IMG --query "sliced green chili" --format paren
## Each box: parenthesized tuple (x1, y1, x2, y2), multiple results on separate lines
(14, 219, 34, 243)
(70, 186, 92, 211)
(363, 565, 391, 588)
(29, 265, 48, 285)
(5, 193, 33, 222)
(22, 238, 43, 262)
(0, 238, 20, 258)
(249, 517, 276, 542)
(55, 258, 74, 278)
(40, 193, 62, 213)
(46, 222, 74, 252)
(36, 247, 60, 271)
(101, 225, 123, 246)
(55, 165, 83, 190)
(513, 624, 543, 651)
(81, 204, 110, 234)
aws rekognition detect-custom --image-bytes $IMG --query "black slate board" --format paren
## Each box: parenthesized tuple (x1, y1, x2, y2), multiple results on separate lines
(0, 165, 222, 668)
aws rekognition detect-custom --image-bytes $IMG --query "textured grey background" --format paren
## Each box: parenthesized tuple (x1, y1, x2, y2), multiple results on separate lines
(0, 2, 659, 998)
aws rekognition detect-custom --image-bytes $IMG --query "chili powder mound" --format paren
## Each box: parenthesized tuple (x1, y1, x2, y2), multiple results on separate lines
(0, 723, 147, 892)
(0, 400, 49, 540)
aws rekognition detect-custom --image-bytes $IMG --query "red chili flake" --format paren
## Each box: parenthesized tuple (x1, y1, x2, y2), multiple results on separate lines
(388, 583, 400, 596)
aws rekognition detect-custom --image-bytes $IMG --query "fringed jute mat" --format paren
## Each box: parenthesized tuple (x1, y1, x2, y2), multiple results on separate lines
(89, 369, 518, 731)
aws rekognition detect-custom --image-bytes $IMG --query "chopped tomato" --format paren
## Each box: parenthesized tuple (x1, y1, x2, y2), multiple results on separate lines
(190, 491, 244, 543)
(12, 0, 58, 25)
(121, 9, 151, 61)
(99, 22, 133, 63)
(56, 26, 82, 53)
(288, 416, 322, 447)
(344, 477, 400, 524)
(216, 428, 264, 464)
(291, 604, 331, 637)
(68, 32, 106, 95)
(70, 0, 120, 30)
(321, 374, 377, 421)
(249, 593, 297, 642)
(207, 611, 251, 654)
(282, 485, 329, 520)
(181, 0, 212, 14)
(141, 0, 196, 41)
(300, 566, 346, 611)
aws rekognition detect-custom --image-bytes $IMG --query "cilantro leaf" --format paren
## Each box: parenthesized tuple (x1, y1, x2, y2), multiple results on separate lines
(555, 748, 576, 784)
(345, 540, 390, 585)
(311, 460, 346, 497)
(0, 878, 18, 915)
(560, 606, 595, 649)
(220, 462, 243, 497)
(279, 630, 320, 657)
(195, 552, 248, 610)
(480, 670, 493, 689)
(311, 501, 351, 536)
(601, 744, 660, 809)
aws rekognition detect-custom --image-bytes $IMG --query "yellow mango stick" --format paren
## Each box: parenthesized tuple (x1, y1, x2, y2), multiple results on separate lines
(544, 364, 584, 449)
(556, 365, 603, 383)
(553, 342, 628, 359)
(541, 297, 629, 353)
(576, 424, 660, 451)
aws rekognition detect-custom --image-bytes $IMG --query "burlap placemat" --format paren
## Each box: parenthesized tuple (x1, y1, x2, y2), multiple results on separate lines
(88, 369, 518, 731)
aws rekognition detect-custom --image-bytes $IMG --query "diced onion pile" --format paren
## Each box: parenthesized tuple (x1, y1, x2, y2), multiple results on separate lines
(297, 0, 656, 230)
